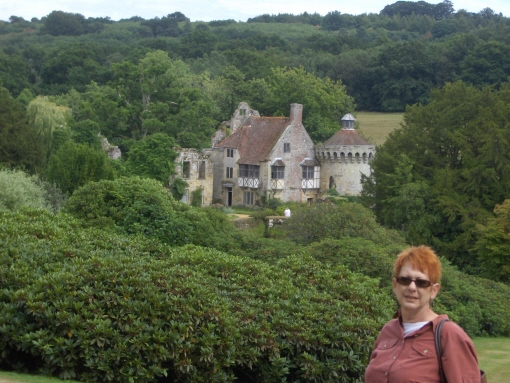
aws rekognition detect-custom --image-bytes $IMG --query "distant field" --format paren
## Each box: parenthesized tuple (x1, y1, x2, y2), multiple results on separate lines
(355, 112, 404, 146)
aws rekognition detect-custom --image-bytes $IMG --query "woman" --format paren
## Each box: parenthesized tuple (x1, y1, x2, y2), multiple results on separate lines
(364, 246, 481, 383)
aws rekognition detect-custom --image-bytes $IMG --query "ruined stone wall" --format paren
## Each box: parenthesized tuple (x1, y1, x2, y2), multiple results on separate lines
(175, 149, 214, 206)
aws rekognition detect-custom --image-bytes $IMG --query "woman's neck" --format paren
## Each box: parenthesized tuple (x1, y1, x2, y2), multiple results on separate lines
(401, 307, 438, 323)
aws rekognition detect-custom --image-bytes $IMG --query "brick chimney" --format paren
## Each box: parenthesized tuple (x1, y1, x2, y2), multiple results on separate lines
(289, 103, 303, 124)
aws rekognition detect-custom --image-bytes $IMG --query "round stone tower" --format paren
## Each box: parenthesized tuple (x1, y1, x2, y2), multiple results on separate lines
(315, 113, 375, 196)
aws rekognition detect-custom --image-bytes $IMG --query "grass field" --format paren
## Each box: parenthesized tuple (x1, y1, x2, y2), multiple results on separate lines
(355, 111, 404, 146)
(1, 337, 507, 383)
(473, 337, 510, 383)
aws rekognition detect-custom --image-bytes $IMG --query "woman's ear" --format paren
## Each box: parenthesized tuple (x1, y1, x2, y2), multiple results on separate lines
(431, 283, 440, 300)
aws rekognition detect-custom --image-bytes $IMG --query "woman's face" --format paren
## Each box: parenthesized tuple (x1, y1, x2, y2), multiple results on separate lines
(392, 262, 440, 317)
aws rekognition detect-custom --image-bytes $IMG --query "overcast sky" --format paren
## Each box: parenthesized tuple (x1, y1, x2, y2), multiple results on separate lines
(1, 0, 509, 22)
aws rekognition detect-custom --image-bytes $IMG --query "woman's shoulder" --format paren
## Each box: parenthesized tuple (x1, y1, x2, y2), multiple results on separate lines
(436, 316, 474, 344)
(378, 318, 402, 335)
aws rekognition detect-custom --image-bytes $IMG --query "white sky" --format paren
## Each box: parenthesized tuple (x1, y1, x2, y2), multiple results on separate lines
(1, 0, 509, 22)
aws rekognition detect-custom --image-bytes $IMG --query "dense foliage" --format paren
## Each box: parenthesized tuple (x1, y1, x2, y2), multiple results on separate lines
(362, 80, 510, 276)
(283, 202, 403, 246)
(0, 209, 393, 382)
(64, 177, 239, 251)
(2, 2, 510, 380)
(0, 169, 51, 212)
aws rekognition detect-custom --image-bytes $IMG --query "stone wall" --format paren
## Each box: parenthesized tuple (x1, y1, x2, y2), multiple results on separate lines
(174, 148, 214, 206)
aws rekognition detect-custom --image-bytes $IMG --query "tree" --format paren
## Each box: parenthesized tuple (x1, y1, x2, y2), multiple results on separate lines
(71, 119, 102, 149)
(365, 81, 510, 271)
(26, 96, 72, 162)
(371, 40, 437, 111)
(46, 141, 115, 195)
(474, 199, 510, 282)
(260, 67, 355, 142)
(0, 83, 45, 172)
(124, 133, 178, 184)
(0, 169, 49, 211)
(41, 11, 86, 36)
(111, 51, 220, 146)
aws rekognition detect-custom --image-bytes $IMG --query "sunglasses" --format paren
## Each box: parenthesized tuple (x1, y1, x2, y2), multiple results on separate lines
(396, 276, 433, 288)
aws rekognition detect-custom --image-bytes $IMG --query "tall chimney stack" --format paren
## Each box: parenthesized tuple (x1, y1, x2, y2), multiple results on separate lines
(289, 103, 303, 124)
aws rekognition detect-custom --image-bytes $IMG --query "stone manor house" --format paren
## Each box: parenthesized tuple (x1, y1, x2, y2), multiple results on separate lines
(173, 102, 375, 207)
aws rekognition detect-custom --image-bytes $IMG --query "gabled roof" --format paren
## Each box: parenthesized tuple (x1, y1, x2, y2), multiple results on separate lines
(323, 129, 372, 146)
(216, 116, 291, 164)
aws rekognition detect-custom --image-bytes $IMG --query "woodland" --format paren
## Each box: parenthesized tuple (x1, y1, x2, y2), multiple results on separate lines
(1, 1, 510, 382)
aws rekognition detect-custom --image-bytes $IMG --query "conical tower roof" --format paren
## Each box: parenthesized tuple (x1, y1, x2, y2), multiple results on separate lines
(323, 114, 372, 146)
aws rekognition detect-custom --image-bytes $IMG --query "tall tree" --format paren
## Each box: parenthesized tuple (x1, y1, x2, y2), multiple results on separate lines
(46, 141, 115, 195)
(0, 83, 45, 172)
(364, 80, 510, 271)
(258, 66, 355, 142)
(125, 133, 178, 184)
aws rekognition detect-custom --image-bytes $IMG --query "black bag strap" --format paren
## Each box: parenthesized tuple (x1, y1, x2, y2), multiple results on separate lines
(435, 318, 449, 383)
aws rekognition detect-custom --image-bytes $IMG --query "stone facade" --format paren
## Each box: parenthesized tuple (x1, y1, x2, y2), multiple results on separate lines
(212, 103, 320, 206)
(315, 113, 375, 195)
(173, 148, 214, 206)
(101, 137, 121, 160)
(175, 103, 375, 207)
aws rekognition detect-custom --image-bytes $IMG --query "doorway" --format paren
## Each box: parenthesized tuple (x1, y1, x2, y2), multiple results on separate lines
(226, 187, 233, 206)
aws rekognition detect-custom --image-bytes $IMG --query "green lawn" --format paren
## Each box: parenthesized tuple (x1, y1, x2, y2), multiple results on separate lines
(2, 338, 508, 383)
(355, 111, 404, 146)
(473, 337, 510, 383)
(0, 371, 79, 383)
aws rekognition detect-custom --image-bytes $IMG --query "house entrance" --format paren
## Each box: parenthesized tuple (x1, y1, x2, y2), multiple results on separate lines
(226, 187, 233, 206)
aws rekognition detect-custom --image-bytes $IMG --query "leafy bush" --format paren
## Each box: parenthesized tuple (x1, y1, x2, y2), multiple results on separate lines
(190, 187, 202, 207)
(0, 209, 394, 383)
(169, 177, 188, 200)
(0, 169, 64, 212)
(303, 237, 398, 287)
(46, 141, 115, 195)
(64, 177, 239, 251)
(284, 202, 405, 246)
(301, 236, 510, 337)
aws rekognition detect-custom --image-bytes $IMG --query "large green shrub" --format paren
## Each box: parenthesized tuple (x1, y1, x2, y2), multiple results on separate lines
(0, 169, 65, 213)
(46, 140, 115, 195)
(0, 209, 393, 383)
(64, 177, 239, 251)
(284, 202, 405, 246)
(301, 236, 510, 337)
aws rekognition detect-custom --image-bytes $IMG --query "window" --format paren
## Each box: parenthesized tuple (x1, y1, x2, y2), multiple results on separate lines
(271, 166, 284, 179)
(226, 167, 233, 178)
(243, 191, 254, 205)
(239, 109, 246, 116)
(284, 143, 291, 152)
(183, 161, 190, 178)
(226, 148, 234, 158)
(302, 166, 314, 179)
(238, 164, 259, 178)
(199, 161, 206, 179)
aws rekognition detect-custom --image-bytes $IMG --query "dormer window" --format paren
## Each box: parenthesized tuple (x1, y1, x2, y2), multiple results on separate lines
(226, 148, 234, 158)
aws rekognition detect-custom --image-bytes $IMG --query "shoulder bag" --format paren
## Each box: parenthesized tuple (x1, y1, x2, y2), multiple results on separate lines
(435, 318, 487, 383)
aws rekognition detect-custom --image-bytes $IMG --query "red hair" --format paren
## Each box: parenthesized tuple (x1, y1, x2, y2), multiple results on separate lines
(393, 246, 442, 283)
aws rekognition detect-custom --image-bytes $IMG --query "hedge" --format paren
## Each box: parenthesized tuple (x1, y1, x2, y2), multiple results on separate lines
(0, 209, 393, 382)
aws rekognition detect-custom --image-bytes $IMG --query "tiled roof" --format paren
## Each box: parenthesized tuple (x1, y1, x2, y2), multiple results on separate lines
(216, 116, 291, 164)
(323, 129, 372, 146)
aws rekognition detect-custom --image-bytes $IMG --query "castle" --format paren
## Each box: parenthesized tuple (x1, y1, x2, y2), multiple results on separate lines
(174, 102, 375, 206)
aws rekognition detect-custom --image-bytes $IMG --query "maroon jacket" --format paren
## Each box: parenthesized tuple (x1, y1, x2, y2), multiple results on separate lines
(364, 313, 480, 383)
